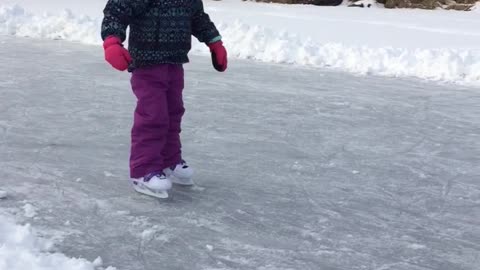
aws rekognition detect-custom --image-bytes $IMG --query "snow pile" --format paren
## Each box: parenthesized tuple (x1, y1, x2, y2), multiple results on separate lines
(1, 4, 480, 84)
(474, 2, 480, 12)
(0, 214, 116, 270)
(196, 21, 480, 83)
(0, 5, 99, 44)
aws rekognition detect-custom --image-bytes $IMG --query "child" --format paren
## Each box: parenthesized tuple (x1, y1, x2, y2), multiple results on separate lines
(101, 0, 227, 198)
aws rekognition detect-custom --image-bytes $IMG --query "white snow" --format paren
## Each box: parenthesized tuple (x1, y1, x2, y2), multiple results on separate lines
(1, 1, 480, 84)
(141, 228, 157, 240)
(474, 2, 480, 12)
(92, 257, 103, 267)
(0, 5, 100, 44)
(0, 190, 7, 199)
(348, 0, 378, 7)
(23, 203, 37, 218)
(0, 214, 117, 270)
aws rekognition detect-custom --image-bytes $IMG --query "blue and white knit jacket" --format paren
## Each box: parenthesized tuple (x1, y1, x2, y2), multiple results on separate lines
(101, 0, 221, 69)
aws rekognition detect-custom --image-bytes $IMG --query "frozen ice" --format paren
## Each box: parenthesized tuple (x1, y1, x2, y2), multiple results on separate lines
(0, 36, 479, 270)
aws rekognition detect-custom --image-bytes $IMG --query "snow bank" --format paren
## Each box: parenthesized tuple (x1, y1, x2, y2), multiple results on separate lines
(197, 21, 480, 83)
(0, 214, 116, 270)
(474, 2, 480, 12)
(0, 5, 99, 44)
(1, 4, 480, 84)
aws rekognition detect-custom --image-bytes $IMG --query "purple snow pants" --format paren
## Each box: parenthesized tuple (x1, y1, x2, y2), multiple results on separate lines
(129, 64, 185, 179)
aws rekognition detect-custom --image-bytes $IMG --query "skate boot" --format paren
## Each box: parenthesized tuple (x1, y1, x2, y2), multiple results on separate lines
(131, 172, 172, 199)
(163, 160, 194, 186)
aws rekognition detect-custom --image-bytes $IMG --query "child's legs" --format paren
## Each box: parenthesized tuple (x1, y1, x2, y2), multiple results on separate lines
(163, 65, 185, 168)
(129, 66, 170, 179)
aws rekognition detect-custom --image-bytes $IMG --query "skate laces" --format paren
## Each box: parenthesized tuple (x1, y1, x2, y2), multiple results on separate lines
(144, 172, 165, 182)
(181, 160, 189, 169)
(170, 160, 189, 170)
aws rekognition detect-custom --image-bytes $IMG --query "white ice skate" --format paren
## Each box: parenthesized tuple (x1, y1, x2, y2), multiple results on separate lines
(131, 173, 172, 199)
(163, 160, 194, 186)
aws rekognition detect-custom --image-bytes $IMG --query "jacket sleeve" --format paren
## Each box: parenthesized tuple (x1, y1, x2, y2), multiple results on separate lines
(191, 0, 221, 44)
(101, 0, 151, 42)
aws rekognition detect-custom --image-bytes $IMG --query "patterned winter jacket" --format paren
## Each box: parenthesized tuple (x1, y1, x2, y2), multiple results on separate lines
(101, 0, 221, 69)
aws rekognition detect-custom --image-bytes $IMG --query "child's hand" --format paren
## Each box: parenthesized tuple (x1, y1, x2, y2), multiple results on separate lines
(208, 41, 227, 72)
(103, 36, 132, 71)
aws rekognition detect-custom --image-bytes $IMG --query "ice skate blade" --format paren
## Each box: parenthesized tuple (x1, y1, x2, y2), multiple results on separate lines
(132, 183, 169, 199)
